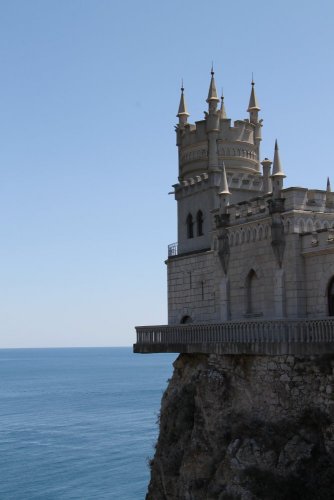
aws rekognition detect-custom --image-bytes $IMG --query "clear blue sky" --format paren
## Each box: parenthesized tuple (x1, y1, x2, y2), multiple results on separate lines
(0, 0, 333, 347)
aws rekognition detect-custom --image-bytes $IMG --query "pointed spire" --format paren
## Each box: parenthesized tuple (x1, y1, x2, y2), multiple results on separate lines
(247, 75, 260, 112)
(219, 162, 231, 195)
(272, 140, 286, 177)
(206, 65, 219, 104)
(177, 80, 189, 125)
(220, 88, 227, 119)
(327, 177, 332, 193)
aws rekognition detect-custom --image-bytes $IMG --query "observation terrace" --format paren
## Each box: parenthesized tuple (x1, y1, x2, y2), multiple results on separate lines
(134, 318, 334, 356)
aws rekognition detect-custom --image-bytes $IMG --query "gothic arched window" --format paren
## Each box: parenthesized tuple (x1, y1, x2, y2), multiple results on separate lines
(186, 213, 194, 239)
(196, 210, 204, 236)
(328, 277, 334, 316)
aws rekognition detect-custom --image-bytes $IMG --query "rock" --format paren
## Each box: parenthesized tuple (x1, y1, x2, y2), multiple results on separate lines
(146, 354, 334, 500)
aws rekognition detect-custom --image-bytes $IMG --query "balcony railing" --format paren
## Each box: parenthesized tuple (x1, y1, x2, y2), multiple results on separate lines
(168, 242, 178, 257)
(134, 318, 334, 355)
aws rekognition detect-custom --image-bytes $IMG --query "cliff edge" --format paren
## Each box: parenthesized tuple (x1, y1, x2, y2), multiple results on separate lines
(147, 353, 334, 500)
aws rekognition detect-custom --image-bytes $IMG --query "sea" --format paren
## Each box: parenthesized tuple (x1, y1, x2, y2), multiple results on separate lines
(0, 347, 176, 500)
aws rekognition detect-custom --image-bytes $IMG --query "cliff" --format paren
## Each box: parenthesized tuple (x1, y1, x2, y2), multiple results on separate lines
(147, 353, 334, 500)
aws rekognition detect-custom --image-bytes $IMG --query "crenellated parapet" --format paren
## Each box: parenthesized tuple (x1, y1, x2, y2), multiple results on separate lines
(178, 118, 261, 179)
(227, 195, 270, 223)
(283, 187, 334, 212)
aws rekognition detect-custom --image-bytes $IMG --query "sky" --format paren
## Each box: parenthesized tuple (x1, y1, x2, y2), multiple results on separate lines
(0, 0, 334, 348)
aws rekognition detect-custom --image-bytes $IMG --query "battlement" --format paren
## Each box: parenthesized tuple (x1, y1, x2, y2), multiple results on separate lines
(179, 117, 256, 148)
(283, 187, 334, 212)
(223, 186, 334, 229)
(178, 117, 260, 179)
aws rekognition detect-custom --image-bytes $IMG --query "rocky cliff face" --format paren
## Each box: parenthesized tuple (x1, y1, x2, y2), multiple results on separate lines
(147, 353, 334, 500)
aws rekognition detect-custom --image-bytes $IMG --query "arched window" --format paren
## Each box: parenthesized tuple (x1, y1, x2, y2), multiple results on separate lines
(245, 269, 262, 316)
(186, 213, 194, 239)
(328, 277, 334, 316)
(196, 210, 204, 236)
(180, 315, 192, 324)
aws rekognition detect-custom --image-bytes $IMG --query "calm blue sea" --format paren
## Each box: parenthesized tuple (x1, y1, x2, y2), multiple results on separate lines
(0, 347, 176, 500)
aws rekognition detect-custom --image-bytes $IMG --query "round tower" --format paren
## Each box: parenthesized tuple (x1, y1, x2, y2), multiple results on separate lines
(176, 70, 263, 204)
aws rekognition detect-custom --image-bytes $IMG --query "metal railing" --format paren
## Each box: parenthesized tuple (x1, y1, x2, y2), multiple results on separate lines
(168, 242, 178, 257)
(135, 318, 334, 345)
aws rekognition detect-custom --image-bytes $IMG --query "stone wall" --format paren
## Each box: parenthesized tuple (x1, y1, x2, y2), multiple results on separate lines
(168, 225, 334, 325)
(227, 227, 278, 319)
(167, 251, 219, 325)
(302, 232, 334, 317)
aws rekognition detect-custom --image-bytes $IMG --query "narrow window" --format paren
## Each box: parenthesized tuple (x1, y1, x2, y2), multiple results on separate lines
(245, 269, 262, 315)
(180, 315, 192, 324)
(328, 277, 334, 316)
(186, 213, 194, 239)
(196, 210, 204, 236)
(246, 270, 256, 314)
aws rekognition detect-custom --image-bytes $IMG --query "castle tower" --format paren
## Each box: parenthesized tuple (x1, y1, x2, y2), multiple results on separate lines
(174, 69, 265, 255)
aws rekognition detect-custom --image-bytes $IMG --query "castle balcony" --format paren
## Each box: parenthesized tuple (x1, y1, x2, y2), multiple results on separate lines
(168, 242, 178, 257)
(134, 318, 334, 356)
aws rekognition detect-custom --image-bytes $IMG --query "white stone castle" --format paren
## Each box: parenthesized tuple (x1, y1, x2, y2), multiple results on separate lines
(135, 69, 334, 355)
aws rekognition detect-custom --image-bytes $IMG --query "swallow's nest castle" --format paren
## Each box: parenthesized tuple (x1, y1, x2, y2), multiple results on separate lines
(138, 69, 334, 500)
(135, 69, 334, 355)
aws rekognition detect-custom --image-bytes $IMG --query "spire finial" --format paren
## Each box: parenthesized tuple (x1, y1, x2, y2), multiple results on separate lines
(247, 75, 260, 122)
(327, 177, 331, 193)
(177, 81, 189, 124)
(272, 139, 285, 178)
(220, 87, 227, 119)
(207, 65, 219, 107)
(219, 162, 231, 211)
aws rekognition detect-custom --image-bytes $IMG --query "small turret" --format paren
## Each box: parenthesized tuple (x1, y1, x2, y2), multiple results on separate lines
(261, 158, 272, 194)
(327, 177, 332, 193)
(247, 76, 260, 124)
(271, 140, 286, 198)
(220, 89, 227, 119)
(177, 81, 189, 126)
(326, 177, 333, 207)
(206, 67, 220, 171)
(219, 162, 231, 210)
(206, 66, 220, 114)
